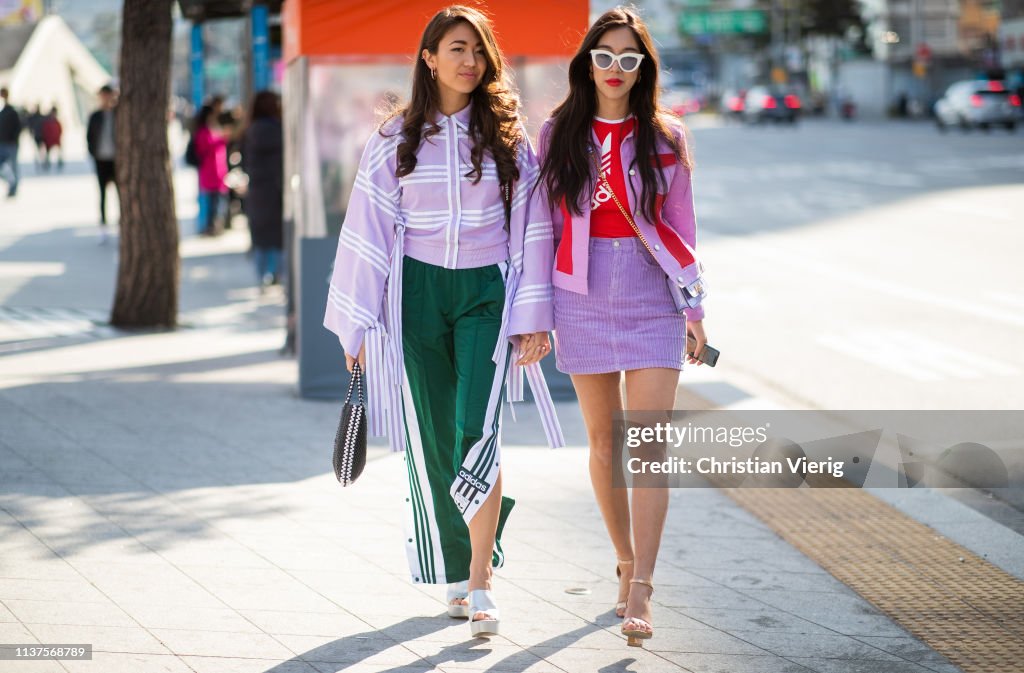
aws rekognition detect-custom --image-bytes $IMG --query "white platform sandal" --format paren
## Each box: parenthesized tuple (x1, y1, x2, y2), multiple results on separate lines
(467, 589, 500, 637)
(446, 580, 469, 619)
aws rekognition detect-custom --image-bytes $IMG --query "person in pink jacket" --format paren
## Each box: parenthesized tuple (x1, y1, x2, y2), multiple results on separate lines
(538, 7, 710, 648)
(192, 101, 228, 236)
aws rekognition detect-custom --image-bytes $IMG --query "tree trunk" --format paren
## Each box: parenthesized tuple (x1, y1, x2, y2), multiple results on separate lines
(110, 0, 178, 328)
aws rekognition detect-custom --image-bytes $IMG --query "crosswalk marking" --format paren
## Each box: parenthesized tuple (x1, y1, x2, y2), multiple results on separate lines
(717, 235, 1024, 330)
(939, 202, 1014, 221)
(914, 154, 1024, 175)
(817, 328, 1019, 382)
(985, 292, 1024, 310)
(0, 307, 111, 345)
(703, 160, 930, 187)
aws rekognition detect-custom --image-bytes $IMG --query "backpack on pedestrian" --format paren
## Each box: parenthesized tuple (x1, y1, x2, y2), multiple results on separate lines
(184, 134, 200, 167)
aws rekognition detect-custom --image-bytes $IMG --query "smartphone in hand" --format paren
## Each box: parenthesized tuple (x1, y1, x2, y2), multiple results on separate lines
(686, 335, 720, 367)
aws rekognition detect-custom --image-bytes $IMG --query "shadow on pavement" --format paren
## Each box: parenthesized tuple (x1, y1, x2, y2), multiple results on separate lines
(18, 159, 96, 180)
(0, 224, 275, 317)
(260, 616, 609, 673)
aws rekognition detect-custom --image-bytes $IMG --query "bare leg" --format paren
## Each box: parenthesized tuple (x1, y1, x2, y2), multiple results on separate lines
(621, 367, 679, 633)
(571, 372, 634, 614)
(466, 471, 501, 619)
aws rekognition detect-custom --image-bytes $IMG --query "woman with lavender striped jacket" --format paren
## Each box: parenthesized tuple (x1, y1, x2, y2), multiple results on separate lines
(322, 6, 562, 638)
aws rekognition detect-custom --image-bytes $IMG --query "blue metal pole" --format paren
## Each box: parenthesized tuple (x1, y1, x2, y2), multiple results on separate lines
(190, 23, 205, 110)
(190, 23, 205, 234)
(251, 4, 270, 92)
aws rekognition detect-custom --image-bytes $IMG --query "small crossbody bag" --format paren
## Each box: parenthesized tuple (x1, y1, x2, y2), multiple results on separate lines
(591, 152, 707, 313)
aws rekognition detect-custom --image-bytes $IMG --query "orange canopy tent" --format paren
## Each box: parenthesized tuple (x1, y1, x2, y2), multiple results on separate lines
(283, 0, 587, 62)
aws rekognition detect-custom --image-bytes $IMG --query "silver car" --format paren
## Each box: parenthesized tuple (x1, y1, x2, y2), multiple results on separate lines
(742, 85, 801, 124)
(935, 80, 1020, 132)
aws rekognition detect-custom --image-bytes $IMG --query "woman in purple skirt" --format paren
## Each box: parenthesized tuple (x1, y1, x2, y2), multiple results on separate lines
(537, 7, 709, 647)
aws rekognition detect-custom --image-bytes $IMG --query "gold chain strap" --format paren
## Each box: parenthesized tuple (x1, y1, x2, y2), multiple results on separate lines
(590, 150, 657, 259)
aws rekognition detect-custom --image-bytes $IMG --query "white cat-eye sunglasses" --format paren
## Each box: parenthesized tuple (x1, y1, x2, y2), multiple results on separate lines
(589, 49, 645, 73)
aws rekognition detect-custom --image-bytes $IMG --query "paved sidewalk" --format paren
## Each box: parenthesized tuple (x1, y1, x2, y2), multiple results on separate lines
(0, 166, 989, 673)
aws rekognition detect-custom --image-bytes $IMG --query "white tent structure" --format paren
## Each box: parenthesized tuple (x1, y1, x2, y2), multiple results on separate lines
(0, 14, 111, 158)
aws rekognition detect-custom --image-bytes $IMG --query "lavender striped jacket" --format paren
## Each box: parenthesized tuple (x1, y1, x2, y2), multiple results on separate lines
(323, 103, 564, 451)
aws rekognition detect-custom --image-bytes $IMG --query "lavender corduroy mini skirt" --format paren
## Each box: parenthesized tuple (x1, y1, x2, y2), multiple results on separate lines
(553, 237, 687, 375)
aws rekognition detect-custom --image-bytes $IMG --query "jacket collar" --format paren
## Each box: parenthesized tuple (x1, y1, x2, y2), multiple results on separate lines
(431, 102, 472, 132)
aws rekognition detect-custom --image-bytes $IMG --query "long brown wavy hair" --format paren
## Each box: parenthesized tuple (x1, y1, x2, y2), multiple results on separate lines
(539, 7, 690, 221)
(383, 6, 522, 186)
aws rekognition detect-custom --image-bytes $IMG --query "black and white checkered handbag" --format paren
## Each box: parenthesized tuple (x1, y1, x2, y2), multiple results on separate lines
(332, 363, 367, 486)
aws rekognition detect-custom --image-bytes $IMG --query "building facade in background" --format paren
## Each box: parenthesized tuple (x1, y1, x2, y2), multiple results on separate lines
(1000, 0, 1024, 75)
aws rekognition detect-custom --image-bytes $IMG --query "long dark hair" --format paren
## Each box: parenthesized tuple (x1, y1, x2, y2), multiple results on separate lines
(193, 104, 215, 130)
(242, 90, 280, 138)
(249, 90, 281, 122)
(539, 7, 690, 221)
(383, 5, 521, 186)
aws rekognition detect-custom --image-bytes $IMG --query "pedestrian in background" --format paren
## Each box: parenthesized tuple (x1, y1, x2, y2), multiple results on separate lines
(192, 99, 228, 236)
(87, 84, 118, 243)
(221, 104, 246, 230)
(0, 87, 22, 199)
(538, 6, 709, 647)
(323, 5, 561, 639)
(27, 106, 46, 170)
(40, 107, 63, 172)
(241, 90, 283, 289)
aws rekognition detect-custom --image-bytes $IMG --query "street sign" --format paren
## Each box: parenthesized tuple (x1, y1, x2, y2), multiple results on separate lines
(679, 10, 767, 35)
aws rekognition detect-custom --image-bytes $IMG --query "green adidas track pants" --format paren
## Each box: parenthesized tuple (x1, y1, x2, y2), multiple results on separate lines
(399, 256, 515, 585)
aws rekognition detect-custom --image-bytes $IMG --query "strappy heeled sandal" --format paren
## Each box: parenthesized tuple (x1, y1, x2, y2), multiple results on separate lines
(621, 578, 654, 648)
(614, 558, 634, 617)
(446, 580, 469, 619)
(467, 588, 500, 637)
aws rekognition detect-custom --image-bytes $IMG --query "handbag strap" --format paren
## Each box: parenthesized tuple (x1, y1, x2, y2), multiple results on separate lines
(345, 362, 365, 406)
(590, 149, 658, 260)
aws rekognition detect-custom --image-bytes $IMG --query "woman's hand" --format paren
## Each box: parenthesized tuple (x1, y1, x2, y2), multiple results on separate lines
(345, 343, 366, 373)
(515, 331, 551, 366)
(686, 320, 707, 366)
